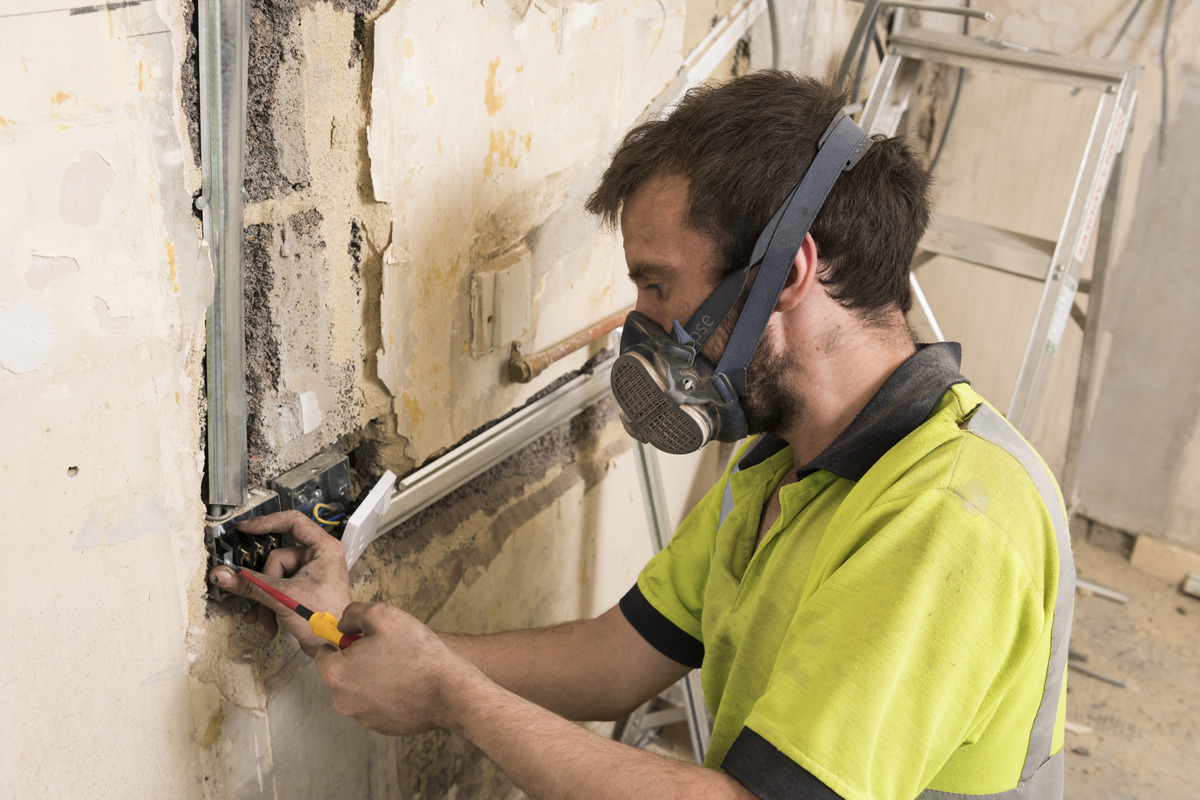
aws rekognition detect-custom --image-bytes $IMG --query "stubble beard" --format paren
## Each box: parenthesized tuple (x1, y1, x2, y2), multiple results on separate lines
(701, 308, 804, 437)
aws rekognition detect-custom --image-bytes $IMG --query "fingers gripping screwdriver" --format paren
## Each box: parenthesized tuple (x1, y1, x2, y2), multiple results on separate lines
(232, 566, 362, 649)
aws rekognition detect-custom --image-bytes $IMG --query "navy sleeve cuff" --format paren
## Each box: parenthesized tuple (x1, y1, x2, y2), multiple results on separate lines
(723, 728, 843, 800)
(618, 584, 705, 669)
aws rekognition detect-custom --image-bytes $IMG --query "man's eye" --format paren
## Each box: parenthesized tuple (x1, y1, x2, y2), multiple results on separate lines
(641, 283, 664, 297)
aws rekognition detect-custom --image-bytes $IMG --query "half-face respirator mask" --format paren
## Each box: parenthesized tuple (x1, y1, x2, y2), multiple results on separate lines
(611, 110, 874, 454)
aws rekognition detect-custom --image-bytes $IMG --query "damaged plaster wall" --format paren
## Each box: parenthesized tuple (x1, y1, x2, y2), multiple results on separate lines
(0, 0, 209, 797)
(0, 0, 771, 796)
(193, 0, 770, 796)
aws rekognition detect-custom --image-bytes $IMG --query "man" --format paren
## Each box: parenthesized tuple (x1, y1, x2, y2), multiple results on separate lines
(211, 72, 1073, 800)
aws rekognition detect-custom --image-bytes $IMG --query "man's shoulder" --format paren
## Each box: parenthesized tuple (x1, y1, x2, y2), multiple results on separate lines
(860, 383, 1061, 524)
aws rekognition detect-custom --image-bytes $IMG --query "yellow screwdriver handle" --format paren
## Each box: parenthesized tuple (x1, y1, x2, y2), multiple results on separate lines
(308, 612, 361, 649)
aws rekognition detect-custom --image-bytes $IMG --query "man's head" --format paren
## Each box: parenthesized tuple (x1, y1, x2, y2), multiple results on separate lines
(586, 71, 932, 323)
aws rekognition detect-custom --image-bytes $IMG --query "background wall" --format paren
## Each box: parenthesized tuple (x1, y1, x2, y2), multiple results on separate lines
(0, 0, 780, 797)
(2, 0, 1197, 798)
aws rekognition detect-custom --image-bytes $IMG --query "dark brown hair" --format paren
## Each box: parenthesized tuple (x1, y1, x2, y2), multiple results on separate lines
(585, 71, 931, 317)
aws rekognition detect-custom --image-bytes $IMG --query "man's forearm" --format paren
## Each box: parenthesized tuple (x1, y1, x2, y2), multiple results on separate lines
(444, 666, 754, 800)
(440, 606, 686, 721)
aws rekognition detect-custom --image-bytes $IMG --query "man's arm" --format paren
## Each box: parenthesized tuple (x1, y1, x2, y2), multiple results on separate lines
(316, 602, 755, 800)
(441, 605, 689, 721)
(209, 511, 687, 720)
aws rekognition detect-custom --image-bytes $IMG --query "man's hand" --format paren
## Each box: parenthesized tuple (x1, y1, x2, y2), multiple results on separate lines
(317, 603, 756, 800)
(208, 510, 352, 657)
(314, 602, 477, 736)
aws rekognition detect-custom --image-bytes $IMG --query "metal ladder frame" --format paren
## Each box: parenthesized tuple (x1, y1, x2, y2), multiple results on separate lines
(616, 440, 712, 764)
(859, 26, 1141, 505)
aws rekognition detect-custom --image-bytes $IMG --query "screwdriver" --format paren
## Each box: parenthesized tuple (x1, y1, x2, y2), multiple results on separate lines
(232, 566, 362, 649)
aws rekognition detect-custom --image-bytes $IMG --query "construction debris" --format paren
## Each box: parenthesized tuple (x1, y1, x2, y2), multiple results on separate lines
(1130, 534, 1200, 585)
(1076, 577, 1131, 604)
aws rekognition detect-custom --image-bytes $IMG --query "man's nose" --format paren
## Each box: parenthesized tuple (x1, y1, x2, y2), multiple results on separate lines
(633, 300, 674, 335)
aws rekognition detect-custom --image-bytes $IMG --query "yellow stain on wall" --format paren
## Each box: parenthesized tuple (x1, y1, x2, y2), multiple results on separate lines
(400, 391, 426, 428)
(138, 62, 144, 92)
(485, 57, 503, 116)
(0, 117, 13, 126)
(164, 236, 178, 293)
(50, 92, 71, 105)
(402, 37, 416, 58)
(199, 707, 225, 750)
(484, 129, 520, 176)
(426, 86, 436, 107)
(522, 133, 532, 152)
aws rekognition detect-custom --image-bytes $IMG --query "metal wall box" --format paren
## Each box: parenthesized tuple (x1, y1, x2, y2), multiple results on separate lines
(269, 451, 352, 511)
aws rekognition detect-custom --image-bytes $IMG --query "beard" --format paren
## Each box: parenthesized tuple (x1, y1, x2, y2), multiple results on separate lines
(700, 302, 804, 436)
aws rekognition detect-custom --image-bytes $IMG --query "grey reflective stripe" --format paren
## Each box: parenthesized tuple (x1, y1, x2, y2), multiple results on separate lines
(719, 465, 740, 528)
(921, 749, 1064, 800)
(920, 403, 1074, 799)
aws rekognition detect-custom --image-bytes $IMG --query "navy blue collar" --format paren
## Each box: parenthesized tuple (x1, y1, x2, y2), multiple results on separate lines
(737, 342, 968, 481)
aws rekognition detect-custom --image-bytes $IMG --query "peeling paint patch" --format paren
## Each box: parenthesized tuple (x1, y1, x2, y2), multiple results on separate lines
(484, 129, 521, 175)
(199, 706, 225, 749)
(485, 57, 504, 115)
(94, 296, 134, 334)
(164, 236, 178, 293)
(0, 301, 53, 374)
(400, 391, 426, 428)
(300, 391, 322, 434)
(59, 149, 115, 226)
(27, 254, 81, 291)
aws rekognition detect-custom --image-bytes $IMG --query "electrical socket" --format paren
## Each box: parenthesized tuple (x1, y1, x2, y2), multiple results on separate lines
(207, 452, 355, 601)
(206, 489, 283, 600)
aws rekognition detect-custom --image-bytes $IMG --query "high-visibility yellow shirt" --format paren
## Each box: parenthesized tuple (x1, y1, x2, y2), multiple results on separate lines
(621, 343, 1073, 800)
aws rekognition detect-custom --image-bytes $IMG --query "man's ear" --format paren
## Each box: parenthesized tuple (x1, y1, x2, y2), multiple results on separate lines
(775, 232, 819, 312)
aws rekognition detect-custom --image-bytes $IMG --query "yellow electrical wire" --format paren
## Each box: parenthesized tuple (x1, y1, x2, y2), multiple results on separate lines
(313, 503, 339, 525)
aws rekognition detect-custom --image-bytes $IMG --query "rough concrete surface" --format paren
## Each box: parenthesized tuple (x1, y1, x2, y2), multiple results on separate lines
(1065, 527, 1200, 798)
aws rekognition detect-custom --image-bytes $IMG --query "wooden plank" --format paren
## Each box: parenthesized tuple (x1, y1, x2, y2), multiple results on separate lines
(1129, 534, 1200, 585)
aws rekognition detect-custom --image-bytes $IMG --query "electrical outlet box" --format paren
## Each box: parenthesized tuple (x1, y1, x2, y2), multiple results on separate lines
(207, 452, 354, 601)
(206, 489, 283, 600)
(471, 245, 532, 357)
(269, 451, 352, 511)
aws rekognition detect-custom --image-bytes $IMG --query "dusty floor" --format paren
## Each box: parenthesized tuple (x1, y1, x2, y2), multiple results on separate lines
(1064, 522, 1200, 799)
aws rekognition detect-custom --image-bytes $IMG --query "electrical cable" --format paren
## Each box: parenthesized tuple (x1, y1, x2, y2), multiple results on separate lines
(1101, 0, 1147, 59)
(927, 0, 971, 173)
(1159, 0, 1176, 167)
(766, 0, 781, 69)
(312, 502, 343, 526)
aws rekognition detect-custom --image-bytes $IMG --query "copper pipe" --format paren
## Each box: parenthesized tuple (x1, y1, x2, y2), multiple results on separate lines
(508, 307, 632, 383)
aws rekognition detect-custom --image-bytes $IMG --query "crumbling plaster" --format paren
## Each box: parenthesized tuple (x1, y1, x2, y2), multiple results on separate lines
(189, 0, 778, 798)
